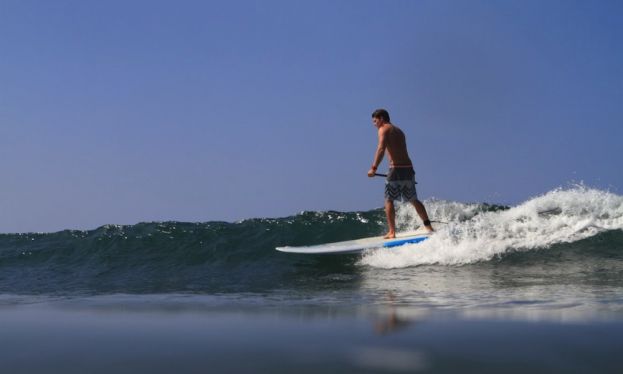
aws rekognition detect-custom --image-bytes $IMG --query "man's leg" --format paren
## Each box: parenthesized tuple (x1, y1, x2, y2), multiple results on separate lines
(384, 199, 396, 239)
(411, 199, 434, 232)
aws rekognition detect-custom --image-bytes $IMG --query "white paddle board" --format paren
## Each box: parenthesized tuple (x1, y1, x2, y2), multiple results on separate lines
(276, 229, 432, 255)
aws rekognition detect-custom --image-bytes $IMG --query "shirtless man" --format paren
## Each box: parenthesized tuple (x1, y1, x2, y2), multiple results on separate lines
(367, 109, 433, 238)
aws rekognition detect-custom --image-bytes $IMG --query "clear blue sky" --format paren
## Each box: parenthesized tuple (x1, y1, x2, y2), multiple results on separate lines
(1, 0, 621, 233)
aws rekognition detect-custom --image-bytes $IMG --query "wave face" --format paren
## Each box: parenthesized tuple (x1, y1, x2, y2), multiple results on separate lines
(1, 186, 622, 296)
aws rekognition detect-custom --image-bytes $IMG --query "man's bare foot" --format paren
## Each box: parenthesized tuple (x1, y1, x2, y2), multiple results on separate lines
(383, 232, 396, 239)
(424, 225, 434, 233)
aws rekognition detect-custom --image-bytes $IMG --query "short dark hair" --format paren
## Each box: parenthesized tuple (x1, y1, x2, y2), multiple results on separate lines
(371, 109, 390, 123)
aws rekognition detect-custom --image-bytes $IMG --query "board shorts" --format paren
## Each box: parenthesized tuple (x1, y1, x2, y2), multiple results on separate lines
(385, 167, 418, 202)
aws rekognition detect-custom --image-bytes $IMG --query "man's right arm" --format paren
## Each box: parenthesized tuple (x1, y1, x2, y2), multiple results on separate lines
(368, 128, 387, 177)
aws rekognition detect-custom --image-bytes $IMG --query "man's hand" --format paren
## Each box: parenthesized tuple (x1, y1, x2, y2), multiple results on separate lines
(367, 169, 376, 177)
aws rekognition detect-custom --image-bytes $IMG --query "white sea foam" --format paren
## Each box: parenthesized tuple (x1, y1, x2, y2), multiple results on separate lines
(361, 186, 623, 268)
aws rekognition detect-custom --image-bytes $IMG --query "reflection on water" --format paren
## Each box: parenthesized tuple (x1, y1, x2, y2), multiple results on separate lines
(373, 292, 415, 335)
(0, 299, 622, 374)
(358, 259, 623, 321)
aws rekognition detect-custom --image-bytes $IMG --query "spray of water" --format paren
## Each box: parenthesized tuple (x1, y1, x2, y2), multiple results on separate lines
(361, 186, 623, 268)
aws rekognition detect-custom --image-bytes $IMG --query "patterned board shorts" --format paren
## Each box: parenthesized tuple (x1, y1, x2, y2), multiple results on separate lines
(385, 167, 418, 202)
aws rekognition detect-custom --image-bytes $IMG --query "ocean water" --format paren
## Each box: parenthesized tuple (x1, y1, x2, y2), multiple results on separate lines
(1, 185, 622, 372)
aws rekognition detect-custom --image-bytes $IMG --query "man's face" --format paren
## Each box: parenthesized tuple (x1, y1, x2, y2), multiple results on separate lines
(372, 117, 382, 128)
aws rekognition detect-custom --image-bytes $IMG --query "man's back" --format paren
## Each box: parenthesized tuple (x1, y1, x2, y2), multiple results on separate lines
(382, 124, 412, 167)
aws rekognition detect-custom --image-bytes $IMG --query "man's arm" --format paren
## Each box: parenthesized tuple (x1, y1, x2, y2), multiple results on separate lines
(367, 128, 387, 177)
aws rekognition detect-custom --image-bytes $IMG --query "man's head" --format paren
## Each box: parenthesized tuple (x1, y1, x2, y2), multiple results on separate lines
(371, 109, 391, 128)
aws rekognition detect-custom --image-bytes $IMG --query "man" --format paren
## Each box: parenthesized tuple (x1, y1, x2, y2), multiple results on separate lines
(367, 109, 433, 238)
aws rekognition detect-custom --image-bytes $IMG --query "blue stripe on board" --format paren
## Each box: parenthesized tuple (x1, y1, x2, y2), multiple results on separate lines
(383, 236, 428, 248)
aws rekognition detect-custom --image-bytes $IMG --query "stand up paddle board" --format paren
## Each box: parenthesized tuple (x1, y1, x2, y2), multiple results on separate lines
(276, 229, 432, 255)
